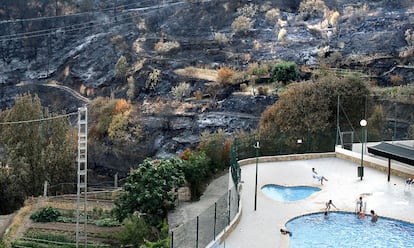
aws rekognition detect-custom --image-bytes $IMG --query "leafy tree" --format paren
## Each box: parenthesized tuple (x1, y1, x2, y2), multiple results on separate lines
(115, 55, 129, 80)
(113, 158, 185, 224)
(41, 112, 76, 192)
(260, 72, 371, 138)
(198, 129, 231, 172)
(367, 105, 386, 142)
(179, 149, 211, 199)
(0, 93, 76, 206)
(270, 61, 299, 84)
(89, 97, 118, 139)
(0, 168, 25, 214)
(1, 93, 46, 196)
(116, 215, 149, 248)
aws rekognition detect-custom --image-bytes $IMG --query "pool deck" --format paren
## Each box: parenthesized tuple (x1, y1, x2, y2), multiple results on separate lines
(221, 156, 414, 248)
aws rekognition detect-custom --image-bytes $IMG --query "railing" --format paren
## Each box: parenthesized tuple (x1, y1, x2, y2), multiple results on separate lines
(169, 185, 239, 248)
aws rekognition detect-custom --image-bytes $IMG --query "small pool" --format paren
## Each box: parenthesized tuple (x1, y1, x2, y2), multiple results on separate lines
(261, 184, 320, 202)
(286, 212, 414, 248)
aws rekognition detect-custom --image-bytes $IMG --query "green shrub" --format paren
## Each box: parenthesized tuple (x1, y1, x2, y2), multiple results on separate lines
(116, 215, 149, 247)
(94, 218, 120, 227)
(30, 207, 61, 223)
(179, 150, 211, 199)
(141, 238, 169, 248)
(197, 129, 231, 172)
(270, 61, 299, 84)
(115, 55, 129, 80)
(56, 216, 74, 223)
(25, 232, 72, 243)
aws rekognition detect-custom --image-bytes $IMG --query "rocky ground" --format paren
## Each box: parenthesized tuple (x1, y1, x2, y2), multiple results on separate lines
(0, 0, 413, 179)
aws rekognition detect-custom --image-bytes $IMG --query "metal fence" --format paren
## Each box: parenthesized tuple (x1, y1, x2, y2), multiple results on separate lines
(234, 129, 337, 161)
(170, 185, 239, 248)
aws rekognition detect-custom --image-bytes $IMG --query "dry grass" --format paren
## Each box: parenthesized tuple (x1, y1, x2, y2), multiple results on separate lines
(371, 85, 414, 104)
(2, 198, 38, 244)
(174, 67, 218, 81)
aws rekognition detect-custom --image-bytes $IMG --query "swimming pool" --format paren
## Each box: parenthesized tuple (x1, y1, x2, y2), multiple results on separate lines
(261, 184, 320, 202)
(286, 212, 414, 248)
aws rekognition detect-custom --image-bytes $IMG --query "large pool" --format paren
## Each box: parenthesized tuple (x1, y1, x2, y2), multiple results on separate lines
(286, 212, 414, 248)
(261, 184, 320, 201)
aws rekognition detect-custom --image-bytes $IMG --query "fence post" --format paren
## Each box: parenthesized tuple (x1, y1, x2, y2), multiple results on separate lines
(228, 189, 231, 225)
(213, 202, 217, 240)
(43, 181, 48, 198)
(170, 231, 174, 248)
(196, 216, 199, 248)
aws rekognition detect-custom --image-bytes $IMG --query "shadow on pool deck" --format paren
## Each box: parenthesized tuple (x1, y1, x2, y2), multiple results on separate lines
(222, 157, 414, 248)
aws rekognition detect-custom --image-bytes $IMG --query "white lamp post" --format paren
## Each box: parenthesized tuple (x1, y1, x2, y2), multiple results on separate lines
(254, 141, 260, 211)
(359, 119, 367, 180)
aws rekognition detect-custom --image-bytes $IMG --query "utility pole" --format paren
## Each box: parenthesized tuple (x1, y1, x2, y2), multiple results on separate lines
(76, 106, 88, 248)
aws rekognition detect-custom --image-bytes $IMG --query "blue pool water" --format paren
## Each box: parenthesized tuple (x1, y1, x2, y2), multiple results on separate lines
(286, 212, 414, 248)
(261, 184, 320, 201)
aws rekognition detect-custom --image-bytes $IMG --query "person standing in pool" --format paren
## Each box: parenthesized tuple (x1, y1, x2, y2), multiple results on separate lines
(356, 196, 366, 219)
(325, 200, 337, 211)
(312, 168, 328, 185)
(370, 210, 378, 222)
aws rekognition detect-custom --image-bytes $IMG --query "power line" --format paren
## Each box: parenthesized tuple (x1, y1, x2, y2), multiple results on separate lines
(0, 111, 78, 125)
(0, 0, 185, 42)
(0, 0, 158, 24)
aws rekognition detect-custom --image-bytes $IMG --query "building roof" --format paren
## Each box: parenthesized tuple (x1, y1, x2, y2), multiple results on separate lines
(368, 142, 414, 166)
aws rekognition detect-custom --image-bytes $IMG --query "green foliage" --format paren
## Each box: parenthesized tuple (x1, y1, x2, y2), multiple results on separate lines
(141, 238, 169, 248)
(116, 215, 149, 248)
(260, 71, 371, 138)
(0, 169, 25, 214)
(90, 98, 142, 144)
(24, 231, 72, 243)
(198, 129, 231, 172)
(0, 93, 76, 212)
(94, 218, 120, 227)
(89, 97, 118, 139)
(115, 55, 129, 80)
(180, 150, 211, 199)
(30, 207, 61, 223)
(113, 158, 185, 224)
(270, 61, 299, 84)
(367, 105, 386, 142)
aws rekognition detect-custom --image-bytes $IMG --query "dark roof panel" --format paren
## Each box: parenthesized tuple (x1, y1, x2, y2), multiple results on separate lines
(367, 142, 414, 166)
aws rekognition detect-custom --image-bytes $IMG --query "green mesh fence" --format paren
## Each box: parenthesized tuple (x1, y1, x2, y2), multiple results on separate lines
(235, 129, 337, 160)
(170, 186, 238, 248)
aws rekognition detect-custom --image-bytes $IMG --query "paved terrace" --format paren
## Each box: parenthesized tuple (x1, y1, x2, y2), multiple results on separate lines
(218, 144, 414, 248)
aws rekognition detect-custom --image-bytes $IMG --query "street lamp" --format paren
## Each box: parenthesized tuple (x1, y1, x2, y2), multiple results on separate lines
(359, 119, 367, 180)
(254, 141, 260, 211)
